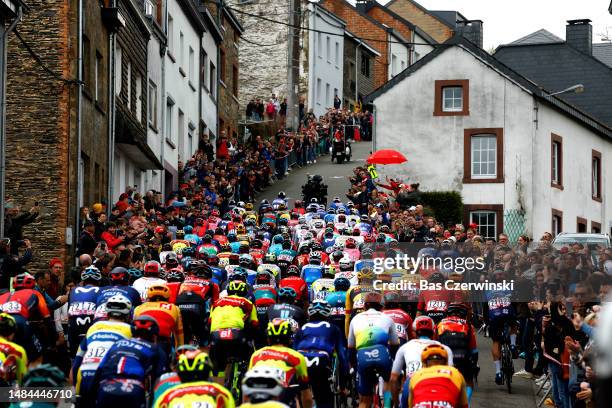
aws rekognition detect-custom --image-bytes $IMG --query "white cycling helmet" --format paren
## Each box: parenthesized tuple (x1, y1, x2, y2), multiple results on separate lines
(105, 294, 132, 319)
(242, 367, 286, 403)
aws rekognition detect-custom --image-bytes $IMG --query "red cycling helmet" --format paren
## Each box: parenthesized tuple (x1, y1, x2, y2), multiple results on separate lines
(144, 260, 161, 277)
(13, 273, 36, 290)
(413, 315, 435, 335)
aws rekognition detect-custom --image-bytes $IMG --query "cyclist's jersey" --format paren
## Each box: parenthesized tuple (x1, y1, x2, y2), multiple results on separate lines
(184, 233, 201, 246)
(74, 320, 132, 391)
(249, 345, 309, 387)
(436, 316, 477, 360)
(97, 337, 168, 383)
(486, 289, 514, 320)
(67, 285, 100, 341)
(198, 243, 219, 257)
(311, 278, 335, 301)
(348, 309, 399, 350)
(417, 290, 455, 323)
(253, 285, 277, 310)
(278, 277, 308, 304)
(0, 289, 50, 320)
(211, 266, 228, 287)
(153, 372, 181, 403)
(94, 285, 141, 321)
(133, 301, 184, 345)
(179, 276, 220, 303)
(301, 265, 323, 287)
(408, 365, 468, 408)
(266, 303, 306, 333)
(294, 320, 347, 359)
(257, 264, 281, 281)
(334, 271, 358, 287)
(132, 276, 166, 302)
(154, 381, 235, 408)
(326, 291, 347, 326)
(354, 259, 374, 272)
(209, 295, 258, 332)
(392, 338, 454, 378)
(383, 309, 413, 342)
(167, 282, 181, 304)
(0, 337, 28, 383)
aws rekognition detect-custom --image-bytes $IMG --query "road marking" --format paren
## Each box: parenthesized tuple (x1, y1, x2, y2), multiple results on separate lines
(329, 176, 344, 179)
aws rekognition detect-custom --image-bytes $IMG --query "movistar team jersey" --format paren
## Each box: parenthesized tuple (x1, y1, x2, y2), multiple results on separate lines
(294, 320, 348, 360)
(347, 309, 399, 350)
(301, 265, 323, 287)
(68, 285, 101, 342)
(486, 289, 514, 320)
(95, 285, 141, 321)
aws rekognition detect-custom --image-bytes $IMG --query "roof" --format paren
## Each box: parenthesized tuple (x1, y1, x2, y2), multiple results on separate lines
(429, 10, 468, 28)
(507, 29, 564, 46)
(313, 2, 347, 27)
(385, 0, 455, 29)
(366, 1, 437, 45)
(366, 34, 612, 140)
(223, 7, 244, 34)
(125, 0, 152, 37)
(344, 29, 381, 56)
(593, 43, 612, 68)
(495, 37, 612, 127)
(177, 0, 207, 32)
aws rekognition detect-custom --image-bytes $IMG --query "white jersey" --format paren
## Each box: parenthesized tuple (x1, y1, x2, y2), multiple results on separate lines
(348, 309, 399, 349)
(392, 338, 454, 378)
(132, 276, 166, 302)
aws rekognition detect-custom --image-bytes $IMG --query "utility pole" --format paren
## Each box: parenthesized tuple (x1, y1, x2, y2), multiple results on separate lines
(286, 0, 300, 132)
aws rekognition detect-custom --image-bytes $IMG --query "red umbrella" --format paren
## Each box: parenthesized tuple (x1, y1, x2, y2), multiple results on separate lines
(366, 149, 407, 165)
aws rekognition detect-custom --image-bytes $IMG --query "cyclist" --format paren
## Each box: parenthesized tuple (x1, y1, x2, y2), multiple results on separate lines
(241, 366, 291, 408)
(486, 269, 517, 385)
(67, 266, 102, 354)
(301, 251, 323, 289)
(383, 292, 413, 345)
(95, 267, 142, 321)
(0, 273, 52, 364)
(436, 302, 478, 402)
(310, 265, 335, 302)
(278, 265, 308, 309)
(348, 292, 399, 408)
(267, 287, 307, 333)
(72, 295, 133, 406)
(249, 319, 313, 408)
(208, 254, 228, 287)
(165, 268, 185, 304)
(408, 345, 468, 408)
(0, 313, 28, 385)
(294, 301, 349, 408)
(345, 269, 376, 336)
(133, 261, 166, 302)
(134, 284, 184, 353)
(354, 247, 375, 272)
(416, 271, 454, 324)
(154, 349, 235, 408)
(94, 316, 169, 407)
(326, 277, 350, 335)
(253, 271, 278, 342)
(209, 280, 259, 376)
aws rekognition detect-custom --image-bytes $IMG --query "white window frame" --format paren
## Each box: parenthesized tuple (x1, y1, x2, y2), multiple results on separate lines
(442, 86, 463, 112)
(316, 78, 321, 105)
(470, 211, 497, 239)
(552, 141, 561, 185)
(592, 156, 601, 198)
(135, 73, 142, 122)
(126, 60, 132, 110)
(115, 45, 122, 96)
(148, 80, 157, 128)
(166, 97, 175, 144)
(471, 134, 497, 179)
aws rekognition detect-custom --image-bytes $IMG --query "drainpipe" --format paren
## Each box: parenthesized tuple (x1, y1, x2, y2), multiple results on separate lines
(75, 0, 84, 245)
(355, 41, 360, 107)
(0, 6, 22, 238)
(107, 1, 117, 215)
(160, 0, 168, 196)
(372, 103, 376, 152)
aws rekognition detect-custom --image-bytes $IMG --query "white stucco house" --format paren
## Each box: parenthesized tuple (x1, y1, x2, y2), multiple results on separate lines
(367, 35, 612, 239)
(308, 3, 345, 118)
(199, 7, 222, 143)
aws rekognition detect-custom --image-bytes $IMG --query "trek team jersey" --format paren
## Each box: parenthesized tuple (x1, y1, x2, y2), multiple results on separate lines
(249, 345, 309, 387)
(408, 365, 468, 408)
(209, 295, 258, 332)
(154, 381, 235, 408)
(347, 309, 399, 350)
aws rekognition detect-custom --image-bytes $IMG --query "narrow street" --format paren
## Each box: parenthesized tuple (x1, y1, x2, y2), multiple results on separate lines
(260, 142, 537, 408)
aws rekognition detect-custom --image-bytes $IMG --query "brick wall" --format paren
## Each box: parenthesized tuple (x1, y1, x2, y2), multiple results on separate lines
(387, 0, 453, 43)
(6, 0, 72, 272)
(218, 16, 241, 138)
(365, 6, 413, 43)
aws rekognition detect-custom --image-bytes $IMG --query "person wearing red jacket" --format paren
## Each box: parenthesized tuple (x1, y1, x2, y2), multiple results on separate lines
(101, 222, 125, 251)
(279, 265, 308, 309)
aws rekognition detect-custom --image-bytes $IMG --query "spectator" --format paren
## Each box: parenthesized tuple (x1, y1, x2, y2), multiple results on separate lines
(4, 201, 39, 254)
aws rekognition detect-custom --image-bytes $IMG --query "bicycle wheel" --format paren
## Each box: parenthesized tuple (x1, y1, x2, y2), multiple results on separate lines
(332, 357, 344, 408)
(502, 345, 512, 394)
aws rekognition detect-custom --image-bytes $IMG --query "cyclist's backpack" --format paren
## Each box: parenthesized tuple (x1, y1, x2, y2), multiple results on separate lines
(436, 317, 470, 360)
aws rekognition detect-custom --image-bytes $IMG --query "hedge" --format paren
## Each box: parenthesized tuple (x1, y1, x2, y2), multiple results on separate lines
(396, 190, 463, 226)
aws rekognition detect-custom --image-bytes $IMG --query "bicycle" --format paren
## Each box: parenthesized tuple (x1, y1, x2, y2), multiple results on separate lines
(330, 354, 346, 408)
(500, 324, 515, 394)
(225, 355, 249, 402)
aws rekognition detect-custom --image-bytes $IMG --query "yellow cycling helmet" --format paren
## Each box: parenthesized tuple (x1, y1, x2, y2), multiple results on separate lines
(0, 313, 16, 335)
(147, 284, 171, 301)
(245, 203, 254, 211)
(227, 280, 248, 297)
(357, 268, 375, 281)
(266, 318, 292, 345)
(421, 344, 449, 364)
(177, 349, 214, 382)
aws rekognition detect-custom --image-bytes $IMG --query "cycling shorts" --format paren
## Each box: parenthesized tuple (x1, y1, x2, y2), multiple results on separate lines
(209, 329, 249, 372)
(300, 350, 333, 408)
(12, 315, 42, 362)
(356, 345, 392, 396)
(95, 379, 146, 408)
(178, 302, 209, 347)
(488, 316, 516, 343)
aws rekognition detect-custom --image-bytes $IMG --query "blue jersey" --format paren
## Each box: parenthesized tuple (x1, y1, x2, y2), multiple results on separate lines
(95, 286, 141, 321)
(268, 243, 283, 257)
(295, 321, 349, 377)
(229, 242, 241, 253)
(354, 259, 375, 272)
(301, 265, 323, 288)
(184, 233, 201, 246)
(326, 291, 347, 322)
(210, 266, 227, 287)
(322, 237, 336, 250)
(96, 337, 168, 384)
(68, 285, 101, 343)
(486, 289, 514, 320)
(324, 214, 336, 223)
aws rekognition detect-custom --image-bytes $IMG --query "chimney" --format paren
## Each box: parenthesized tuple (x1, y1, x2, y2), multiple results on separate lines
(566, 19, 592, 55)
(457, 20, 483, 48)
(355, 0, 372, 13)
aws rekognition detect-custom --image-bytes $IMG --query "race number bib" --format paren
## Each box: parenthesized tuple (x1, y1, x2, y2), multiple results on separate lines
(488, 296, 511, 310)
(219, 329, 234, 340)
(1, 301, 22, 314)
(426, 300, 447, 312)
(394, 323, 408, 339)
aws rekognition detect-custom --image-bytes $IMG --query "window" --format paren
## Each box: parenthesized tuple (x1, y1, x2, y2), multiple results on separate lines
(201, 49, 208, 89)
(464, 205, 503, 239)
(166, 98, 174, 144)
(551, 133, 563, 189)
(592, 221, 602, 233)
(144, 0, 154, 16)
(576, 217, 588, 233)
(317, 33, 322, 58)
(189, 47, 195, 83)
(168, 15, 174, 55)
(401, 60, 405, 71)
(95, 51, 102, 102)
(135, 73, 142, 122)
(115, 45, 122, 96)
(391, 55, 397, 77)
(326, 83, 330, 107)
(316, 78, 321, 104)
(434, 80, 469, 116)
(148, 81, 158, 128)
(335, 42, 339, 65)
(232, 65, 238, 97)
(83, 36, 91, 89)
(552, 209, 563, 236)
(463, 128, 504, 183)
(326, 36, 330, 62)
(210, 62, 216, 97)
(126, 60, 132, 110)
(592, 149, 602, 201)
(178, 109, 185, 160)
(361, 55, 370, 77)
(188, 123, 195, 157)
(179, 32, 184, 67)
(220, 49, 226, 83)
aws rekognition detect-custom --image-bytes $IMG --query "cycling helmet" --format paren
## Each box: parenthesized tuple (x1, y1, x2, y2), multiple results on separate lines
(364, 233, 375, 243)
(193, 263, 213, 279)
(383, 292, 402, 309)
(446, 302, 469, 319)
(309, 252, 322, 264)
(337, 207, 346, 214)
(105, 294, 132, 319)
(361, 248, 374, 259)
(128, 268, 143, 280)
(331, 250, 344, 262)
(147, 284, 171, 301)
(22, 364, 66, 388)
(207, 254, 220, 266)
(334, 277, 351, 292)
(338, 258, 354, 272)
(308, 301, 331, 319)
(166, 268, 185, 283)
(239, 243, 250, 254)
(242, 367, 286, 403)
(144, 260, 162, 277)
(376, 233, 387, 243)
(323, 265, 335, 278)
(132, 315, 160, 340)
(345, 238, 356, 249)
(255, 270, 273, 285)
(227, 280, 248, 297)
(266, 318, 293, 345)
(109, 267, 129, 284)
(177, 350, 214, 383)
(285, 265, 300, 277)
(363, 292, 383, 310)
(176, 230, 185, 238)
(231, 267, 248, 282)
(428, 271, 445, 284)
(299, 245, 311, 255)
(264, 253, 277, 263)
(165, 257, 180, 270)
(182, 246, 195, 259)
(413, 316, 435, 337)
(81, 266, 102, 283)
(357, 268, 374, 281)
(278, 287, 297, 304)
(227, 233, 237, 242)
(12, 272, 36, 290)
(278, 192, 286, 199)
(183, 225, 194, 234)
(239, 254, 254, 267)
(0, 313, 16, 336)
(245, 203, 254, 211)
(421, 344, 449, 364)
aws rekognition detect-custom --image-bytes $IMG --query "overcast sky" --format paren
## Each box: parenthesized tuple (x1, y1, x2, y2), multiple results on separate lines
(380, 0, 612, 50)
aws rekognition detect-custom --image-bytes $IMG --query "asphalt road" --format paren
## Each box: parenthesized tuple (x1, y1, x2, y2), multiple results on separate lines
(259, 141, 538, 408)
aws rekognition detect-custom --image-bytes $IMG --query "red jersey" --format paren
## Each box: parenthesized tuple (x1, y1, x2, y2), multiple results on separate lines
(409, 365, 468, 408)
(435, 316, 477, 359)
(383, 308, 414, 341)
(134, 301, 183, 344)
(417, 289, 456, 323)
(0, 289, 50, 320)
(279, 277, 308, 304)
(179, 277, 220, 303)
(167, 282, 181, 304)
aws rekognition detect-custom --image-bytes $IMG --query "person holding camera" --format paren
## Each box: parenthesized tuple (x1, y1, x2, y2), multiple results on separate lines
(4, 201, 39, 255)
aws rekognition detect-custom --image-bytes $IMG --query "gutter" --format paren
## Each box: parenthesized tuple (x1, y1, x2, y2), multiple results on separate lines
(75, 0, 83, 245)
(107, 0, 117, 215)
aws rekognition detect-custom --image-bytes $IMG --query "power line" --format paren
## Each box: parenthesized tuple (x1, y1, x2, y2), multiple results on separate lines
(241, 36, 283, 47)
